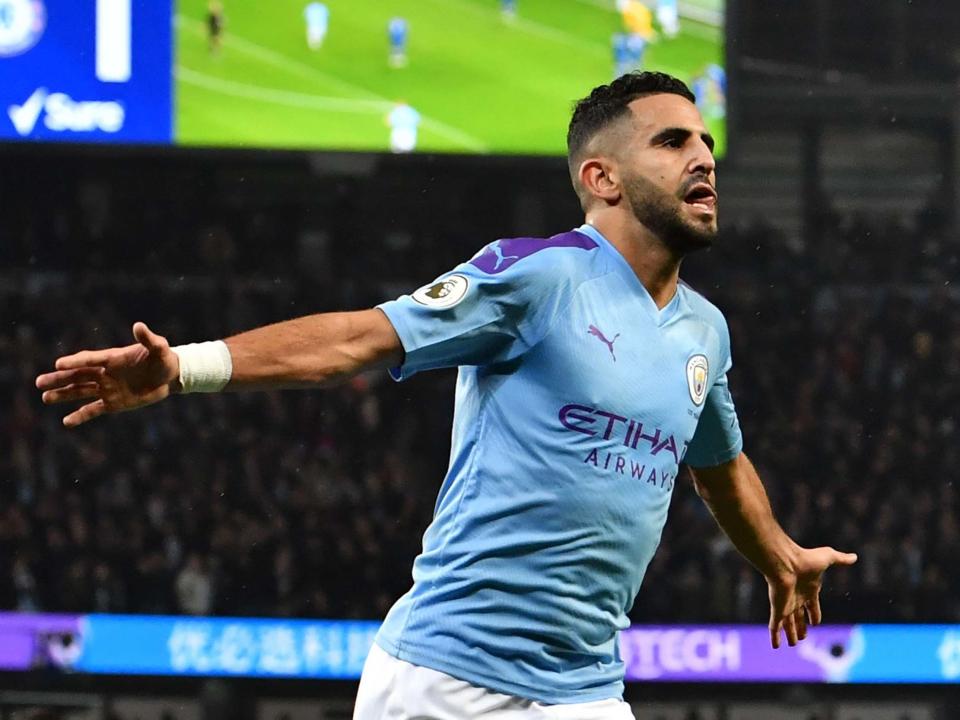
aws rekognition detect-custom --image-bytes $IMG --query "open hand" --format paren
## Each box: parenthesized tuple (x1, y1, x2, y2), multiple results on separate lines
(767, 546, 858, 649)
(36, 322, 180, 427)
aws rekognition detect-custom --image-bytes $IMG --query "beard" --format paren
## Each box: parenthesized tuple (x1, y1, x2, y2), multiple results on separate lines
(621, 170, 717, 255)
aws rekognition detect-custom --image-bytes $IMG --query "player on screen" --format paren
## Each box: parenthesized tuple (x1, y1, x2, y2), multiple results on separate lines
(501, 0, 518, 21)
(385, 101, 421, 153)
(612, 33, 632, 78)
(387, 16, 408, 68)
(610, 34, 637, 78)
(691, 63, 726, 120)
(37, 72, 856, 719)
(613, 32, 649, 78)
(656, 0, 680, 38)
(706, 62, 727, 118)
(304, 2, 329, 51)
(618, 0, 655, 42)
(207, 0, 224, 55)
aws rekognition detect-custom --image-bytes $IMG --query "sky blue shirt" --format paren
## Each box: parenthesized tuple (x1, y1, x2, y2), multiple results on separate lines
(388, 104, 420, 132)
(304, 2, 328, 28)
(375, 224, 743, 704)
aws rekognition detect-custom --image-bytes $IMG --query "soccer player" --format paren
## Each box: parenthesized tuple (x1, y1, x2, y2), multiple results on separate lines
(501, 0, 518, 21)
(656, 0, 680, 39)
(626, 31, 648, 71)
(304, 1, 329, 51)
(36, 72, 856, 718)
(612, 33, 633, 78)
(387, 16, 408, 68)
(618, 0, 655, 42)
(613, 32, 649, 78)
(691, 63, 727, 120)
(207, 0, 224, 55)
(706, 62, 728, 118)
(385, 101, 421, 153)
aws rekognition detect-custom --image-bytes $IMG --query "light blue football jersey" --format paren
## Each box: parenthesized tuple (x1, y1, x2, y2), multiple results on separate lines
(375, 223, 743, 704)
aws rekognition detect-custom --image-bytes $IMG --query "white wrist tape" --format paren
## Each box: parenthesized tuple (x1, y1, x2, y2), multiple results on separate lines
(171, 340, 233, 393)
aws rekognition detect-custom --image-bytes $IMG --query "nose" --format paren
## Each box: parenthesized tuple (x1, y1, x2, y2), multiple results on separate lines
(689, 140, 716, 177)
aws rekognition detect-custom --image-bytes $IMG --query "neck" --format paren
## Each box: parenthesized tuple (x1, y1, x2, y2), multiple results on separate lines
(586, 212, 682, 309)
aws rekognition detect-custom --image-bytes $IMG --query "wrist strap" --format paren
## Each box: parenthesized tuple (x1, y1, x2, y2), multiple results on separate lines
(171, 341, 233, 393)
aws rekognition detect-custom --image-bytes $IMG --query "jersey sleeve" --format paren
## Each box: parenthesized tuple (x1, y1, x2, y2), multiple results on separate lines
(683, 317, 744, 468)
(377, 235, 594, 380)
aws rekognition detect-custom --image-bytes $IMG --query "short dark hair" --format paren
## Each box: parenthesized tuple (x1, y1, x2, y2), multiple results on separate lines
(566, 71, 695, 163)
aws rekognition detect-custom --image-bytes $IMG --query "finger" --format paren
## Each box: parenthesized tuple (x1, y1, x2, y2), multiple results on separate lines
(769, 618, 782, 650)
(783, 612, 798, 647)
(63, 400, 106, 428)
(796, 606, 808, 641)
(832, 550, 858, 566)
(808, 594, 823, 625)
(36, 367, 105, 392)
(42, 383, 102, 405)
(132, 322, 167, 353)
(784, 612, 799, 647)
(55, 350, 117, 371)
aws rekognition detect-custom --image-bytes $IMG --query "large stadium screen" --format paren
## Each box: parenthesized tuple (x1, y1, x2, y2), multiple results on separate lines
(0, 0, 726, 154)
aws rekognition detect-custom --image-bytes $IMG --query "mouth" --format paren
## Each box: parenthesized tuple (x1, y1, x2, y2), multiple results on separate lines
(682, 183, 718, 216)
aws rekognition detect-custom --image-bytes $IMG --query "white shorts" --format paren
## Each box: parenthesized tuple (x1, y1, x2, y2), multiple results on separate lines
(353, 644, 636, 720)
(656, 6, 679, 36)
(390, 127, 417, 153)
(307, 26, 327, 47)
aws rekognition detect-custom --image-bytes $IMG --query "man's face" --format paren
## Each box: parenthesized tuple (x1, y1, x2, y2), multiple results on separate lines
(616, 93, 718, 254)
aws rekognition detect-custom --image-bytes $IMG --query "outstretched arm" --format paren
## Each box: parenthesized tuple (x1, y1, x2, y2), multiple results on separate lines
(688, 453, 857, 649)
(36, 309, 403, 427)
(221, 309, 402, 389)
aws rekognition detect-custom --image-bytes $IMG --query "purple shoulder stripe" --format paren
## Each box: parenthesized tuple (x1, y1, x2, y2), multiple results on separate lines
(469, 231, 598, 275)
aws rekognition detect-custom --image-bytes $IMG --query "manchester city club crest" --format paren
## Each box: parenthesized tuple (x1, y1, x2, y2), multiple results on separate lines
(411, 274, 469, 309)
(0, 0, 46, 58)
(686, 354, 709, 406)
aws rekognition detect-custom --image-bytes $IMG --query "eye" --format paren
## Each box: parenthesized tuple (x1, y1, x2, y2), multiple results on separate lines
(661, 136, 682, 148)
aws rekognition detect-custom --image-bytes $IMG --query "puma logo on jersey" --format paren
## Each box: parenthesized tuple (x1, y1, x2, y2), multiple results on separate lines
(490, 241, 520, 270)
(588, 324, 620, 362)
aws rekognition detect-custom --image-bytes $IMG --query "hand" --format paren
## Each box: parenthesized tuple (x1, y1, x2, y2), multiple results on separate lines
(767, 546, 857, 649)
(36, 322, 180, 427)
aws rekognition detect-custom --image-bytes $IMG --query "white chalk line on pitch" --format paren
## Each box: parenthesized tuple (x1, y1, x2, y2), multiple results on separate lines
(176, 15, 489, 152)
(176, 67, 488, 152)
(177, 66, 391, 112)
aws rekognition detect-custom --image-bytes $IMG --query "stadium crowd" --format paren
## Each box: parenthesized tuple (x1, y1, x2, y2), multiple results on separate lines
(1, 175, 958, 625)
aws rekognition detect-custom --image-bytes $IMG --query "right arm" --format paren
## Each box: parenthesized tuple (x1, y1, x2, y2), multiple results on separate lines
(35, 309, 402, 427)
(223, 309, 402, 389)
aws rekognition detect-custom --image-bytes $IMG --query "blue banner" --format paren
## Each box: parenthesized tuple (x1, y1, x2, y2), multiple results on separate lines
(75, 615, 380, 678)
(846, 625, 960, 683)
(0, 0, 171, 143)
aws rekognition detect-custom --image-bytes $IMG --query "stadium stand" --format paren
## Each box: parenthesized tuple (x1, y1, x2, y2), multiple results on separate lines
(2, 172, 957, 624)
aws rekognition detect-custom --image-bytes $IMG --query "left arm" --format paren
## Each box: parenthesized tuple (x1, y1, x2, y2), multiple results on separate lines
(689, 453, 857, 649)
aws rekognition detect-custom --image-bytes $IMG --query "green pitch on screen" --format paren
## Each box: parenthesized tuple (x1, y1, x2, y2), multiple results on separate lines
(175, 0, 725, 156)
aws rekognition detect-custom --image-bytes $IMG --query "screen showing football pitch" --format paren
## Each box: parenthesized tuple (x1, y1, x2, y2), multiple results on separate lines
(0, 0, 726, 155)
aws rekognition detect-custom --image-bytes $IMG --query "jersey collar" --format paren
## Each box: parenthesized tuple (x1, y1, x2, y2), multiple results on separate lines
(575, 223, 683, 326)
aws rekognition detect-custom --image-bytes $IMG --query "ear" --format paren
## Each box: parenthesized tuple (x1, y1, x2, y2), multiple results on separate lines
(578, 157, 621, 206)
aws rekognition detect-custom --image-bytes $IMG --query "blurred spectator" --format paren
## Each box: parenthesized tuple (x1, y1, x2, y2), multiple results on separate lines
(175, 554, 213, 616)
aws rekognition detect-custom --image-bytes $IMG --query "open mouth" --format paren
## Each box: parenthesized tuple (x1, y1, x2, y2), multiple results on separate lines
(683, 183, 717, 214)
